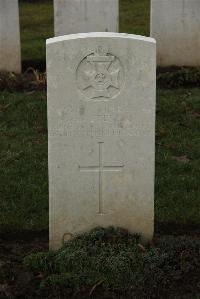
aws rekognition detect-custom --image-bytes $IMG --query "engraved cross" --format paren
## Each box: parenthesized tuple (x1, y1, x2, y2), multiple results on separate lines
(79, 142, 124, 214)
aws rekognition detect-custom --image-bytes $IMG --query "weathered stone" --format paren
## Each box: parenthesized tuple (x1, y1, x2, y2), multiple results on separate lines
(47, 32, 156, 250)
(151, 0, 200, 66)
(54, 0, 118, 36)
(0, 0, 21, 73)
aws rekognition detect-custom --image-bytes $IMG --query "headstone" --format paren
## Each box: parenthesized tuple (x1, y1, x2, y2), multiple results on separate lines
(54, 0, 118, 36)
(151, 0, 200, 66)
(47, 32, 156, 250)
(0, 0, 21, 73)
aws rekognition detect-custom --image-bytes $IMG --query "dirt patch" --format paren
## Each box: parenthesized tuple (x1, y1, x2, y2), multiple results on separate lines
(0, 235, 48, 298)
(0, 70, 46, 92)
(155, 222, 200, 236)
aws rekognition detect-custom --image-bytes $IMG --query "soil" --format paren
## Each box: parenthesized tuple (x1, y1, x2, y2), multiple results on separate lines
(0, 233, 48, 299)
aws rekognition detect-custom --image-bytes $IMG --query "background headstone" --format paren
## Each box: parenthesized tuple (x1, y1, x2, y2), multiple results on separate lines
(47, 32, 156, 250)
(54, 0, 118, 36)
(151, 0, 200, 66)
(0, 0, 21, 73)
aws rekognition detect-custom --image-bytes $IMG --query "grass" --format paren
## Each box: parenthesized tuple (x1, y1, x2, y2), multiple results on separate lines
(19, 0, 150, 66)
(19, 0, 54, 66)
(120, 0, 150, 36)
(23, 227, 200, 298)
(0, 91, 48, 231)
(155, 89, 200, 225)
(0, 88, 199, 232)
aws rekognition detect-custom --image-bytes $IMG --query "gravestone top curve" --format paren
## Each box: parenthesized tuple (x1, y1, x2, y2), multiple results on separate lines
(47, 32, 156, 45)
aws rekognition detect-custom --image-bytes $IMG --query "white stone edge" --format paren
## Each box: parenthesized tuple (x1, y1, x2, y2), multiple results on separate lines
(46, 32, 156, 45)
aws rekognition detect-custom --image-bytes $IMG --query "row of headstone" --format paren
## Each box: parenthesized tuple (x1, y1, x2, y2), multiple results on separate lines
(0, 0, 199, 249)
(47, 0, 199, 249)
(0, 0, 200, 74)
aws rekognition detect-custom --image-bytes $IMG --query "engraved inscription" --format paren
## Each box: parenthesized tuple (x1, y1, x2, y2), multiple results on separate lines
(49, 123, 153, 137)
(79, 142, 124, 214)
(76, 47, 124, 100)
(96, 112, 112, 121)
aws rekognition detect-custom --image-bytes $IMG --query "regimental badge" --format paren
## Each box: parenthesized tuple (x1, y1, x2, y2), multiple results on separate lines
(76, 47, 124, 99)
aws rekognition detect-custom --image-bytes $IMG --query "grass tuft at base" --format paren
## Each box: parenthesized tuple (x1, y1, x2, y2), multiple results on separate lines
(24, 227, 200, 298)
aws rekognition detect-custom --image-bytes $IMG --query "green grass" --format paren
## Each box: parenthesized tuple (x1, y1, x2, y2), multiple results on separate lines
(0, 88, 199, 231)
(24, 227, 200, 298)
(19, 0, 150, 65)
(19, 0, 54, 64)
(120, 0, 150, 36)
(155, 89, 200, 225)
(0, 91, 48, 231)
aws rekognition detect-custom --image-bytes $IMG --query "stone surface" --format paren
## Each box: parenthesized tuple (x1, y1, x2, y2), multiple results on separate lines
(0, 0, 21, 73)
(54, 0, 118, 36)
(47, 32, 156, 250)
(151, 0, 200, 67)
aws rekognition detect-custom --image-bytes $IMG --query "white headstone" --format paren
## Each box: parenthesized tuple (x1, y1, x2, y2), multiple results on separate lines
(0, 0, 21, 73)
(54, 0, 118, 36)
(151, 0, 200, 66)
(47, 32, 156, 250)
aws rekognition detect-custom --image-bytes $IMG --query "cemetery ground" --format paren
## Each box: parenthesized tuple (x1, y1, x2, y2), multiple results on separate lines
(0, 0, 200, 298)
(0, 69, 199, 299)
